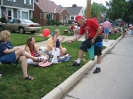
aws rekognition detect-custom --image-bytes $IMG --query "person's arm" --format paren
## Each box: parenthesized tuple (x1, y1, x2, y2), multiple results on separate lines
(91, 26, 101, 44)
(67, 34, 82, 44)
(3, 47, 20, 54)
(24, 46, 31, 54)
(59, 37, 65, 42)
(34, 45, 49, 59)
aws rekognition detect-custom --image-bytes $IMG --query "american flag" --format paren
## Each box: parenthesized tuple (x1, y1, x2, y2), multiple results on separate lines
(3, 10, 8, 21)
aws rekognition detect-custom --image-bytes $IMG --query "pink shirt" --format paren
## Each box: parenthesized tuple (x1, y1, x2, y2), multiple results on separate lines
(102, 21, 111, 28)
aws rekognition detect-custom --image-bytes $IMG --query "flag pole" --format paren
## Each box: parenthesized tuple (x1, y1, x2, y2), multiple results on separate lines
(86, 0, 91, 19)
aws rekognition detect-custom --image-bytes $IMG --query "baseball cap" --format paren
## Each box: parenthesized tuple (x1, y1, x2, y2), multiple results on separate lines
(75, 15, 83, 23)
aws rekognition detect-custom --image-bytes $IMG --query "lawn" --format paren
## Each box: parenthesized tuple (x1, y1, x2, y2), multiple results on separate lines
(0, 26, 121, 99)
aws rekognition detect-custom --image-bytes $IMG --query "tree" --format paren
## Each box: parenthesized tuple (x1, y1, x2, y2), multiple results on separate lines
(105, 0, 128, 21)
(123, 0, 133, 24)
(85, 2, 106, 22)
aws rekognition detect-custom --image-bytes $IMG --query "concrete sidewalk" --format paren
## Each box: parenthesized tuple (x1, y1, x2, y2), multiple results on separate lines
(41, 34, 124, 99)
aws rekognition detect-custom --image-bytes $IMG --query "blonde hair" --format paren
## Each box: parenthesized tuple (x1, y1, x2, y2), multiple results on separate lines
(0, 30, 10, 41)
(54, 29, 60, 34)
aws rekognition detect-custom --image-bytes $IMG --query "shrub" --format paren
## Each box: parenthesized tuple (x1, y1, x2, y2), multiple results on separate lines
(68, 20, 72, 24)
(30, 18, 36, 23)
(0, 17, 7, 23)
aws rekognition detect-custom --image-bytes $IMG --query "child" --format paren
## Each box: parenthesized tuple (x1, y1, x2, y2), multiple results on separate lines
(114, 27, 118, 35)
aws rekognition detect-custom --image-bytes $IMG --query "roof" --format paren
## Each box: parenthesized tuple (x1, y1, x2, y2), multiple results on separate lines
(35, 0, 64, 13)
(65, 6, 83, 15)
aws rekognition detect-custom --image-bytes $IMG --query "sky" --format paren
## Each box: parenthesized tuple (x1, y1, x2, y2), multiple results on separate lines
(51, 0, 109, 7)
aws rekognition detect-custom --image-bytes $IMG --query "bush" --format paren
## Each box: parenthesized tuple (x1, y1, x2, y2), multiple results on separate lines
(30, 19, 36, 23)
(0, 17, 7, 23)
(68, 20, 72, 24)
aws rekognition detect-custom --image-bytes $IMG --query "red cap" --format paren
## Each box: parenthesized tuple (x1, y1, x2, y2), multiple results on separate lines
(75, 15, 82, 23)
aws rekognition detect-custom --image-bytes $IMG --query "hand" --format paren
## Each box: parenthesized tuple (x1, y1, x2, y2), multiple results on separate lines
(91, 39, 95, 44)
(62, 37, 65, 40)
(67, 40, 73, 44)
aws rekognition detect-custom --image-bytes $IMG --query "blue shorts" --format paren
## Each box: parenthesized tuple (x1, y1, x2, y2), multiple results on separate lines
(104, 28, 109, 34)
(131, 30, 133, 35)
(80, 36, 103, 55)
(0, 52, 17, 63)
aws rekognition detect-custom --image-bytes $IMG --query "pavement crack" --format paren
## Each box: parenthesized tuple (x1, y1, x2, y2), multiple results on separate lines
(66, 94, 80, 99)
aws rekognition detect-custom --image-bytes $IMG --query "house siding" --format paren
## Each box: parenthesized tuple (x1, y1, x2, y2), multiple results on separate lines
(3, 0, 34, 9)
(60, 9, 70, 23)
(33, 3, 47, 26)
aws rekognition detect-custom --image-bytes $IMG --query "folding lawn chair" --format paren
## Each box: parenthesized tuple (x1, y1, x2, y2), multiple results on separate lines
(0, 61, 19, 71)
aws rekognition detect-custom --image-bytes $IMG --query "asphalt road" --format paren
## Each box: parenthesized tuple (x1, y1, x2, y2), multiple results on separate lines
(62, 33, 133, 99)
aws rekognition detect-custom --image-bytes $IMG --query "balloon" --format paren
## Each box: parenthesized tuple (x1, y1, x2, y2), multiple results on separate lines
(42, 28, 50, 37)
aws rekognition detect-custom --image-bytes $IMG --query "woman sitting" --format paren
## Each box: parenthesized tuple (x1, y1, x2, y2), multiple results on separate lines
(24, 37, 51, 66)
(0, 30, 45, 80)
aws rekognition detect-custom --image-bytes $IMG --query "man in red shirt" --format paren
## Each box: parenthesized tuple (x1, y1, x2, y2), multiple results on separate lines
(67, 15, 103, 73)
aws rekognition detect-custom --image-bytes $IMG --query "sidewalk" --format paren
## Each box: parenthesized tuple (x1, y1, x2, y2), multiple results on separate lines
(41, 34, 124, 99)
(17, 34, 115, 49)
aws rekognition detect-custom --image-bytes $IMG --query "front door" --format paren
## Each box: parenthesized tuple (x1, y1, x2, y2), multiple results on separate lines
(6, 9, 13, 19)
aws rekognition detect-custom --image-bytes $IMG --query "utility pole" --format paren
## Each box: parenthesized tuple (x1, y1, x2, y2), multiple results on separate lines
(86, 0, 91, 18)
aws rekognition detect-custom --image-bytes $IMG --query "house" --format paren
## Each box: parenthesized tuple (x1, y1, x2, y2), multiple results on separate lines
(0, 0, 34, 20)
(33, 0, 70, 26)
(65, 4, 85, 22)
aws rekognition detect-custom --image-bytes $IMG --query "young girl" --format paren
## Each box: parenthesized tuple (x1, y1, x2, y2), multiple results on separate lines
(25, 37, 51, 66)
(46, 29, 67, 56)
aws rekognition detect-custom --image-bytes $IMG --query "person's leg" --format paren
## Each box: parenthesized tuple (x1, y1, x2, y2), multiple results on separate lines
(60, 48, 67, 56)
(15, 48, 44, 62)
(93, 36, 102, 73)
(27, 58, 37, 65)
(72, 39, 91, 66)
(18, 56, 34, 80)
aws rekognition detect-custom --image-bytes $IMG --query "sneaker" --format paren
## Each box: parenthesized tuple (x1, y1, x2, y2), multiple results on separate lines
(71, 62, 80, 66)
(93, 68, 101, 73)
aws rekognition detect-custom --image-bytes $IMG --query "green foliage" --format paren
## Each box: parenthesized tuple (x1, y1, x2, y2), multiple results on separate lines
(106, 0, 128, 21)
(30, 19, 36, 23)
(0, 17, 7, 23)
(68, 20, 72, 24)
(91, 2, 106, 20)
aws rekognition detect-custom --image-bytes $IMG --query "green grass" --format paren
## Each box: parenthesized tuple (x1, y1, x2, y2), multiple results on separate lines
(108, 32, 122, 40)
(41, 26, 72, 36)
(0, 26, 121, 99)
(0, 41, 89, 99)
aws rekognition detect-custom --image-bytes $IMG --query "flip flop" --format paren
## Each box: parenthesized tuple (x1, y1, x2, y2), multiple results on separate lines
(25, 75, 34, 80)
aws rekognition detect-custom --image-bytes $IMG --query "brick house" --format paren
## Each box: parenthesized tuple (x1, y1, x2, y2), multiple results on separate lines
(33, 0, 70, 26)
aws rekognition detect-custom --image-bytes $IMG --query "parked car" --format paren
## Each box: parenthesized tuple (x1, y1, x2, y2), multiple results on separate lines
(0, 19, 41, 34)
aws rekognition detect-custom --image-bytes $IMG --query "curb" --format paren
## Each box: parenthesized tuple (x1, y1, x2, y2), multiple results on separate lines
(41, 36, 123, 99)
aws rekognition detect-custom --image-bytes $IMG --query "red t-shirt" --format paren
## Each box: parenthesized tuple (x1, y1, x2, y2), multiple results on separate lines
(79, 19, 99, 38)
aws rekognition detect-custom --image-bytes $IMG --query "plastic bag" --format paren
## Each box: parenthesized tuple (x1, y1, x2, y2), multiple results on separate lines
(51, 47, 60, 63)
(87, 44, 95, 60)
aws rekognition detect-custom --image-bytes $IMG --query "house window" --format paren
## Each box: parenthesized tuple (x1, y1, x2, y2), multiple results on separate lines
(22, 11, 28, 19)
(24, 0, 31, 5)
(71, 16, 74, 22)
(40, 13, 42, 19)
